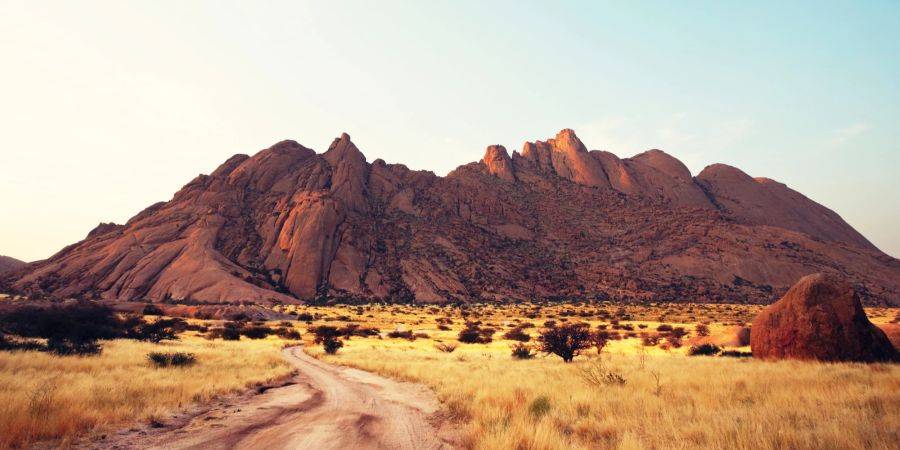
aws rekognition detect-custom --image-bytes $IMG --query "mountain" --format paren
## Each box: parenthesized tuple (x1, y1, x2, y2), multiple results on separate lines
(0, 256, 26, 275)
(3, 129, 898, 306)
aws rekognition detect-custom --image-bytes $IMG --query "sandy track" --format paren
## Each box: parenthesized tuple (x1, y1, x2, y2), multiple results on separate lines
(93, 347, 453, 450)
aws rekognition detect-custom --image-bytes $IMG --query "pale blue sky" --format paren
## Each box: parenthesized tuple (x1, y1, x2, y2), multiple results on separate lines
(1, 1, 898, 261)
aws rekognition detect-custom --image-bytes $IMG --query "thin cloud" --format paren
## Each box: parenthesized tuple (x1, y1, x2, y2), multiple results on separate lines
(823, 123, 871, 147)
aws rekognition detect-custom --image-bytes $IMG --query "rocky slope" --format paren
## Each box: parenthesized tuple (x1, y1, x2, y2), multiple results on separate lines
(0, 256, 25, 275)
(3, 129, 898, 306)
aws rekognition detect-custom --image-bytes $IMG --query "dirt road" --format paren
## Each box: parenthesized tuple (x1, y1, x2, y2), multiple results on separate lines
(94, 347, 454, 450)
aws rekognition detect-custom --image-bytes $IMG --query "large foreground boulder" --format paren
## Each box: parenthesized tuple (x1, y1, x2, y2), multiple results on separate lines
(751, 273, 898, 362)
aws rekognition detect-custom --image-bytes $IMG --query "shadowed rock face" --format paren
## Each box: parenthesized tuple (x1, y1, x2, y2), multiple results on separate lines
(3, 130, 899, 305)
(751, 273, 898, 362)
(0, 256, 25, 275)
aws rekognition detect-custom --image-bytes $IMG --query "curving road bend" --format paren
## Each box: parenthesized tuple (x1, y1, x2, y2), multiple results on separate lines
(98, 347, 453, 450)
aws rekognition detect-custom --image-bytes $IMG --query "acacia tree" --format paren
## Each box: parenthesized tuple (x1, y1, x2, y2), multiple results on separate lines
(591, 330, 610, 354)
(312, 325, 343, 354)
(538, 323, 592, 362)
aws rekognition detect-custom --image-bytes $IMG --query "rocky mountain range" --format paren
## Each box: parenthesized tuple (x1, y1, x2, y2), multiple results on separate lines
(3, 129, 898, 306)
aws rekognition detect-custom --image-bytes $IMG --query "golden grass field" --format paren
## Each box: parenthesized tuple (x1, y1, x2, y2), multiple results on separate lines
(0, 301, 897, 449)
(297, 303, 899, 450)
(0, 336, 295, 449)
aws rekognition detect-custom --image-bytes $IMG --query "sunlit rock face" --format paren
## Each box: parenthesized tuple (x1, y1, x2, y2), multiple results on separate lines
(4, 130, 898, 306)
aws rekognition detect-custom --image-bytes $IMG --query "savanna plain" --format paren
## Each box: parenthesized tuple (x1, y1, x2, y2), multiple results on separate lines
(1, 300, 898, 450)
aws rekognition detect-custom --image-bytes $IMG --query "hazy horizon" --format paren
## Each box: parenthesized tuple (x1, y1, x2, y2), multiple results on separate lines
(2, 1, 899, 261)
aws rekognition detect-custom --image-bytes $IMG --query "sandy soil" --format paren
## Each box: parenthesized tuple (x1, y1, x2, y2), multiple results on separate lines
(87, 347, 455, 450)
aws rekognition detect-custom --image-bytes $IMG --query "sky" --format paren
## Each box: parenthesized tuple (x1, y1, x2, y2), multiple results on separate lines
(1, 1, 899, 262)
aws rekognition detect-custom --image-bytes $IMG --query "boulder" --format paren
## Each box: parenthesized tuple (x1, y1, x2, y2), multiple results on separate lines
(751, 273, 898, 362)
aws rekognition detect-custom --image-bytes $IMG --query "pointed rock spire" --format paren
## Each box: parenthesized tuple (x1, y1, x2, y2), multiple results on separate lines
(324, 132, 369, 212)
(482, 145, 516, 182)
(521, 129, 609, 187)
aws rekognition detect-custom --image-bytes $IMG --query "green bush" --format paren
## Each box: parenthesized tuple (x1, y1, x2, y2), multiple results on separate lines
(148, 352, 196, 367)
(511, 343, 535, 359)
(322, 337, 343, 354)
(688, 343, 721, 356)
(528, 396, 551, 418)
(222, 327, 241, 340)
(503, 327, 531, 342)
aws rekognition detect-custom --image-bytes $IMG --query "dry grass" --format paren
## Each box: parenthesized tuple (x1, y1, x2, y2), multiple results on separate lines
(300, 303, 900, 450)
(0, 335, 294, 449)
(1, 301, 895, 449)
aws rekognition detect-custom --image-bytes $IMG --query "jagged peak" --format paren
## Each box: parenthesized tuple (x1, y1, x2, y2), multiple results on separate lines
(324, 132, 367, 166)
(551, 128, 587, 154)
(483, 144, 510, 162)
(482, 145, 515, 182)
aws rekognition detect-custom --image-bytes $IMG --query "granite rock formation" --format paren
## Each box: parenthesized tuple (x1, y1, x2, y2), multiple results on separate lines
(751, 273, 898, 362)
(4, 129, 899, 306)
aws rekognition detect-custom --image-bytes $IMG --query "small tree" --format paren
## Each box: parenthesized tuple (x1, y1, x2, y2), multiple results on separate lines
(695, 323, 710, 337)
(322, 337, 343, 354)
(311, 326, 341, 344)
(590, 330, 610, 354)
(538, 323, 591, 363)
(457, 323, 494, 344)
(313, 325, 343, 355)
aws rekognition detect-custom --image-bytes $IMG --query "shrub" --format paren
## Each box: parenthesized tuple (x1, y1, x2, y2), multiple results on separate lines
(591, 330, 610, 354)
(457, 324, 494, 344)
(578, 358, 627, 387)
(142, 304, 164, 315)
(311, 325, 341, 343)
(503, 327, 531, 342)
(129, 318, 185, 343)
(538, 323, 592, 363)
(720, 350, 753, 358)
(277, 329, 302, 340)
(47, 338, 102, 356)
(695, 323, 711, 337)
(322, 337, 343, 354)
(689, 343, 722, 356)
(528, 396, 551, 418)
(296, 312, 315, 322)
(511, 343, 535, 359)
(642, 334, 660, 347)
(0, 334, 47, 352)
(656, 324, 673, 332)
(147, 352, 196, 367)
(434, 342, 458, 353)
(387, 330, 416, 340)
(240, 326, 274, 339)
(0, 302, 123, 343)
(222, 327, 241, 340)
(666, 335, 683, 348)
